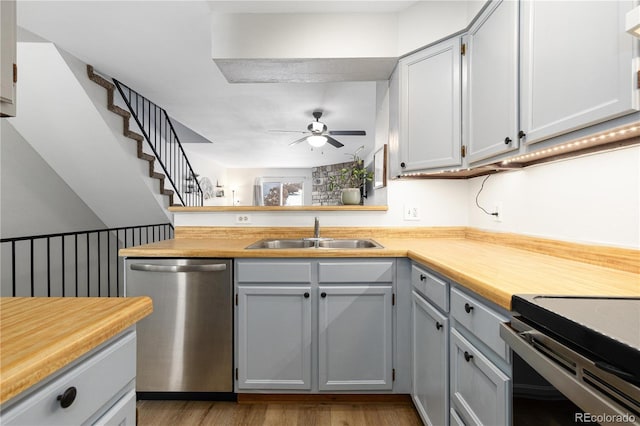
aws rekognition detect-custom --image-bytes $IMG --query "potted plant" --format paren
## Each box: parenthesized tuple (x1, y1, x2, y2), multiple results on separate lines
(328, 146, 374, 205)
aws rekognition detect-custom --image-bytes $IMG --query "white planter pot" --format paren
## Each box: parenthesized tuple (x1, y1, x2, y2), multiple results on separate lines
(341, 188, 361, 205)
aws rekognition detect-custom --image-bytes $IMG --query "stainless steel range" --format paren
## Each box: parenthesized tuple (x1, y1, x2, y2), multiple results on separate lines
(501, 296, 640, 425)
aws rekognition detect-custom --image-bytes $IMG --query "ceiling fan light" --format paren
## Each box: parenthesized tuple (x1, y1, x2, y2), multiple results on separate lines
(307, 135, 327, 147)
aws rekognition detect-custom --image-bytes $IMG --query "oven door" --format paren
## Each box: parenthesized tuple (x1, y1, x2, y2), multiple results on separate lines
(500, 318, 640, 426)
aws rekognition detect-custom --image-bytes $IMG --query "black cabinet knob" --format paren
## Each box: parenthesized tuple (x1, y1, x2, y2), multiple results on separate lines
(419, 274, 426, 282)
(304, 292, 310, 298)
(464, 351, 474, 362)
(464, 303, 474, 313)
(321, 292, 327, 298)
(504, 137, 512, 145)
(436, 322, 443, 330)
(518, 130, 526, 139)
(57, 386, 77, 409)
(400, 162, 406, 168)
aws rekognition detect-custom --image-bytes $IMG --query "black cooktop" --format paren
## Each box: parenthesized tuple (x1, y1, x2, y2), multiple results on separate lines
(512, 295, 640, 384)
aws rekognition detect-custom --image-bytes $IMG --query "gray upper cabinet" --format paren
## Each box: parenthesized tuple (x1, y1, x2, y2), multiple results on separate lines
(398, 37, 462, 172)
(465, 0, 519, 163)
(520, 0, 638, 145)
(0, 0, 16, 117)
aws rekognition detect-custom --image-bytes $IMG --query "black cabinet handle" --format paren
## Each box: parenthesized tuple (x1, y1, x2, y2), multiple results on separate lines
(400, 162, 406, 168)
(436, 322, 443, 330)
(464, 351, 474, 362)
(504, 137, 512, 145)
(464, 303, 474, 313)
(518, 130, 526, 139)
(304, 292, 310, 298)
(419, 274, 427, 282)
(57, 386, 77, 409)
(321, 292, 327, 298)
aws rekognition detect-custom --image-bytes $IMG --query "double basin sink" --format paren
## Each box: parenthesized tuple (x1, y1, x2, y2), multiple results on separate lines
(246, 238, 383, 250)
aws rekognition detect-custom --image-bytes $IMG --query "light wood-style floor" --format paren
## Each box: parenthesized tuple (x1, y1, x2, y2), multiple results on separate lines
(137, 400, 423, 426)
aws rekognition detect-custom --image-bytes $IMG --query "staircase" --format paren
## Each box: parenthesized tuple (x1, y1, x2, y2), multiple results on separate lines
(87, 65, 202, 206)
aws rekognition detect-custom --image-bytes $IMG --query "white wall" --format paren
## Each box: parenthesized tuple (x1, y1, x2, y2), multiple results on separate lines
(180, 146, 228, 206)
(467, 146, 640, 248)
(1, 120, 106, 238)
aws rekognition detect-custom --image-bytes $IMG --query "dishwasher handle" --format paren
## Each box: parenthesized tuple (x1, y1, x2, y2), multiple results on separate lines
(130, 263, 227, 273)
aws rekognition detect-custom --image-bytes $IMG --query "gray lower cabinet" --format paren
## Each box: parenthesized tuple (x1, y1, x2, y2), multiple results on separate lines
(235, 259, 395, 393)
(0, 328, 137, 425)
(319, 285, 393, 391)
(412, 290, 449, 426)
(450, 329, 510, 426)
(236, 285, 312, 390)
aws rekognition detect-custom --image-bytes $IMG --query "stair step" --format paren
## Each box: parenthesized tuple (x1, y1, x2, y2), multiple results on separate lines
(139, 153, 155, 162)
(108, 105, 131, 118)
(125, 130, 144, 142)
(151, 172, 165, 180)
(162, 189, 174, 195)
(86, 65, 115, 91)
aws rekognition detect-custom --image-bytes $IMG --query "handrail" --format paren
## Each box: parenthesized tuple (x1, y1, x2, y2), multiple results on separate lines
(0, 223, 173, 297)
(112, 79, 203, 206)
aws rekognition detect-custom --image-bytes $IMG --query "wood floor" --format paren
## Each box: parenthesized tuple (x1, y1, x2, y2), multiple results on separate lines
(137, 400, 423, 426)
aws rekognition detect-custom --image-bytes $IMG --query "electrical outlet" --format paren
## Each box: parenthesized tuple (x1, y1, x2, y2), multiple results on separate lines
(494, 203, 503, 222)
(403, 205, 420, 221)
(235, 214, 251, 224)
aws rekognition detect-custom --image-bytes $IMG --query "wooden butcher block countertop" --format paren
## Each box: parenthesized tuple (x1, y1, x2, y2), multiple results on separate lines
(0, 297, 152, 404)
(119, 227, 639, 311)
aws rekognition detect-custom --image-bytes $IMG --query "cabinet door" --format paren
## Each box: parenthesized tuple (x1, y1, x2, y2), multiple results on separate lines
(521, 0, 638, 144)
(412, 291, 449, 426)
(399, 38, 462, 172)
(93, 389, 136, 426)
(237, 286, 312, 390)
(465, 0, 519, 163)
(450, 329, 510, 426)
(0, 0, 16, 117)
(388, 65, 402, 179)
(318, 285, 393, 391)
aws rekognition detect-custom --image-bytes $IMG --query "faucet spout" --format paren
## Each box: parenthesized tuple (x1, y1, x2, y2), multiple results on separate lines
(314, 217, 320, 239)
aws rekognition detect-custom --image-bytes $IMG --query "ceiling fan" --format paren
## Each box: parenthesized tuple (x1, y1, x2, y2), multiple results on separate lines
(270, 111, 366, 149)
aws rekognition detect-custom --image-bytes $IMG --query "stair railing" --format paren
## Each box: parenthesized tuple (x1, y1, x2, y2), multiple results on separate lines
(113, 79, 203, 206)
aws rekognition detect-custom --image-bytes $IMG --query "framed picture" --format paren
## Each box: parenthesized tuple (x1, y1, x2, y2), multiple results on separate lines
(373, 144, 387, 189)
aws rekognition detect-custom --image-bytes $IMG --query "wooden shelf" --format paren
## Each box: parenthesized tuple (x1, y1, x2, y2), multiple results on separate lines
(169, 205, 388, 212)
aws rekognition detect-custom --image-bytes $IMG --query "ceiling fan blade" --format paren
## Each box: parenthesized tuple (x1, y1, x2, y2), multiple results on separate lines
(328, 130, 366, 136)
(268, 130, 309, 134)
(288, 136, 309, 146)
(325, 136, 344, 148)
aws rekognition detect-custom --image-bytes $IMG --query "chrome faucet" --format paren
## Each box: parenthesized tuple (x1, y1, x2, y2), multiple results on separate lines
(314, 216, 320, 239)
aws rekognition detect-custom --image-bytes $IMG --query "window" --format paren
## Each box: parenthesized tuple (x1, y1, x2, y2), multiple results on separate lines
(258, 178, 305, 206)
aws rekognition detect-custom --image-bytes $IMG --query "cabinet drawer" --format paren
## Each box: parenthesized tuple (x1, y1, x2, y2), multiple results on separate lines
(1, 330, 136, 426)
(451, 287, 510, 361)
(450, 329, 510, 426)
(411, 264, 448, 312)
(237, 261, 312, 283)
(318, 261, 393, 283)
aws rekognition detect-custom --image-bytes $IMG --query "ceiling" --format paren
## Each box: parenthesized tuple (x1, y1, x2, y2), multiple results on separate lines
(17, 1, 419, 169)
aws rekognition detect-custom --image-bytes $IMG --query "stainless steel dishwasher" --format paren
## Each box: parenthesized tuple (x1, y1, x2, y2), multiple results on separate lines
(125, 258, 233, 398)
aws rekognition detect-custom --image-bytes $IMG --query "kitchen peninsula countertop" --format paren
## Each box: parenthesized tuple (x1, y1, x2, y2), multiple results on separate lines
(119, 227, 639, 311)
(0, 297, 152, 404)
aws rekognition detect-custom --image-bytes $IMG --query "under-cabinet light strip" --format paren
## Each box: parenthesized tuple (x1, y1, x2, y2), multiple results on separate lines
(502, 124, 640, 165)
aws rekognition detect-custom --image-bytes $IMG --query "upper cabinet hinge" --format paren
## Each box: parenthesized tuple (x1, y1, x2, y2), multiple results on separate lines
(235, 294, 238, 306)
(637, 70, 640, 89)
(461, 43, 466, 56)
(392, 294, 395, 306)
(392, 368, 396, 381)
(235, 368, 238, 380)
(13, 64, 17, 84)
(461, 145, 466, 158)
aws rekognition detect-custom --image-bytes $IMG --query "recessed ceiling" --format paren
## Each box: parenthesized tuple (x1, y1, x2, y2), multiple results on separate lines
(17, 1, 400, 169)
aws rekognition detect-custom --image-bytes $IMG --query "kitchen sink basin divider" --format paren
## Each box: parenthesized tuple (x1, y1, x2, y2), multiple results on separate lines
(112, 79, 203, 207)
(0, 223, 173, 298)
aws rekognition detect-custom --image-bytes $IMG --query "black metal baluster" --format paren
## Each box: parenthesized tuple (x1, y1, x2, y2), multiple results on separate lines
(61, 236, 65, 297)
(75, 234, 78, 297)
(11, 241, 16, 296)
(86, 233, 90, 296)
(97, 232, 101, 297)
(47, 237, 51, 296)
(30, 240, 34, 296)
(107, 231, 111, 297)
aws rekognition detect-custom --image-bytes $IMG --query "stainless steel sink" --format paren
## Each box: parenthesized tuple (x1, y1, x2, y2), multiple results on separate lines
(245, 238, 383, 249)
(317, 239, 383, 249)
(245, 239, 316, 249)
